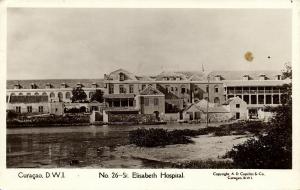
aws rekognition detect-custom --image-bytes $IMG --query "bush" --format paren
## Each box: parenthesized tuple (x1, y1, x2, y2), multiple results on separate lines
(7, 110, 19, 120)
(225, 65, 292, 169)
(173, 159, 234, 169)
(129, 128, 193, 147)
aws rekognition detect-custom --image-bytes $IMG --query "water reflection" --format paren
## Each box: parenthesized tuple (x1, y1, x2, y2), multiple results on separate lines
(7, 124, 208, 168)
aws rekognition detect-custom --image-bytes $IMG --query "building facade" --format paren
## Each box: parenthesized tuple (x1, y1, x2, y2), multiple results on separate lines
(7, 68, 289, 120)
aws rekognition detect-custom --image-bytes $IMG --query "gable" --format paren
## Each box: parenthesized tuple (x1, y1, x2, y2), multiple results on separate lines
(106, 69, 137, 81)
(140, 86, 163, 95)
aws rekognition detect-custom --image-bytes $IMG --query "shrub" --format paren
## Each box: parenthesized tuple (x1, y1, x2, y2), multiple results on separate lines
(225, 65, 292, 169)
(129, 128, 193, 147)
(174, 159, 234, 169)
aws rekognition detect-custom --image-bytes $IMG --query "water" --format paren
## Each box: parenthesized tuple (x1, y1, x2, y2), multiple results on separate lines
(7, 124, 209, 168)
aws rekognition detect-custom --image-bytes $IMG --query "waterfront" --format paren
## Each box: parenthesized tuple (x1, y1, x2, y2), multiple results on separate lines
(7, 123, 246, 168)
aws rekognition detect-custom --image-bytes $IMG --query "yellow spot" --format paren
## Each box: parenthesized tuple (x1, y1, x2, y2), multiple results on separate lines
(244, 51, 254, 62)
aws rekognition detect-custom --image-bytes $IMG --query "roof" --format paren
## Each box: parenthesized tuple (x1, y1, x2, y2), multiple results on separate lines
(195, 99, 215, 108)
(205, 106, 229, 113)
(103, 94, 135, 99)
(185, 102, 229, 113)
(223, 97, 244, 105)
(156, 84, 181, 100)
(223, 80, 289, 87)
(208, 70, 281, 81)
(140, 85, 163, 95)
(7, 79, 104, 89)
(106, 69, 137, 81)
(9, 95, 48, 103)
(104, 107, 139, 112)
(136, 75, 154, 81)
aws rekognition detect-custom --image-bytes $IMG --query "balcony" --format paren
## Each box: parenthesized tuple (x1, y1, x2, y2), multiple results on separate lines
(227, 90, 234, 94)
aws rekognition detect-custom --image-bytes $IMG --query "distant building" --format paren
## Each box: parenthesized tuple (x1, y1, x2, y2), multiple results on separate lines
(223, 97, 248, 120)
(7, 95, 63, 115)
(6, 68, 289, 121)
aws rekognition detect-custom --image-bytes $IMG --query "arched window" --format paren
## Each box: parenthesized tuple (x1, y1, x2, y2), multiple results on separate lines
(11, 93, 16, 96)
(50, 92, 55, 98)
(214, 97, 220, 104)
(181, 85, 186, 94)
(65, 92, 71, 99)
(26, 93, 31, 96)
(58, 92, 63, 102)
(119, 73, 125, 81)
(89, 92, 94, 98)
(18, 93, 23, 96)
(42, 92, 47, 96)
(34, 92, 39, 96)
(214, 85, 219, 93)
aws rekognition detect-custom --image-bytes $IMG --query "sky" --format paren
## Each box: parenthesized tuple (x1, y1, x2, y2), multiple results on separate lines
(7, 8, 291, 79)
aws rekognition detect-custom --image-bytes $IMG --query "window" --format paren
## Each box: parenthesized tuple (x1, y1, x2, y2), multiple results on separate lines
(16, 106, 21, 113)
(266, 95, 272, 104)
(243, 95, 249, 104)
(142, 84, 146, 90)
(129, 85, 134, 93)
(181, 87, 186, 94)
(38, 106, 44, 113)
(171, 87, 174, 91)
(214, 97, 220, 104)
(258, 95, 264, 104)
(166, 85, 170, 93)
(144, 98, 149, 106)
(236, 104, 240, 108)
(89, 92, 94, 98)
(65, 92, 71, 99)
(251, 95, 257, 104)
(214, 86, 219, 93)
(26, 93, 31, 96)
(50, 92, 55, 98)
(27, 106, 32, 113)
(119, 73, 125, 81)
(119, 85, 126, 94)
(206, 86, 209, 93)
(109, 85, 114, 94)
(34, 92, 39, 96)
(236, 112, 240, 119)
(273, 95, 279, 104)
(154, 98, 159, 106)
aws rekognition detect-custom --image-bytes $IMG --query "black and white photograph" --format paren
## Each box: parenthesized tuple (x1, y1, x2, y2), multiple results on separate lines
(4, 7, 294, 170)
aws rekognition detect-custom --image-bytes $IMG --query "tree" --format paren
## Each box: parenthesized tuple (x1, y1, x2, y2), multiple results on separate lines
(90, 90, 104, 103)
(225, 64, 292, 169)
(71, 87, 87, 103)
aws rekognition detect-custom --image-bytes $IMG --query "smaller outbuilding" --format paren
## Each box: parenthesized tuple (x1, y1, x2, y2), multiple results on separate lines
(223, 97, 248, 120)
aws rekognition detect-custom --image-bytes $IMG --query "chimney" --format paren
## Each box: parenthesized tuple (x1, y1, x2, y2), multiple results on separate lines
(14, 84, 22, 89)
(259, 74, 266, 80)
(243, 75, 249, 80)
(214, 75, 221, 81)
(92, 82, 98, 88)
(61, 83, 67, 88)
(275, 74, 282, 80)
(31, 83, 38, 89)
(45, 83, 52, 89)
(76, 83, 82, 88)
